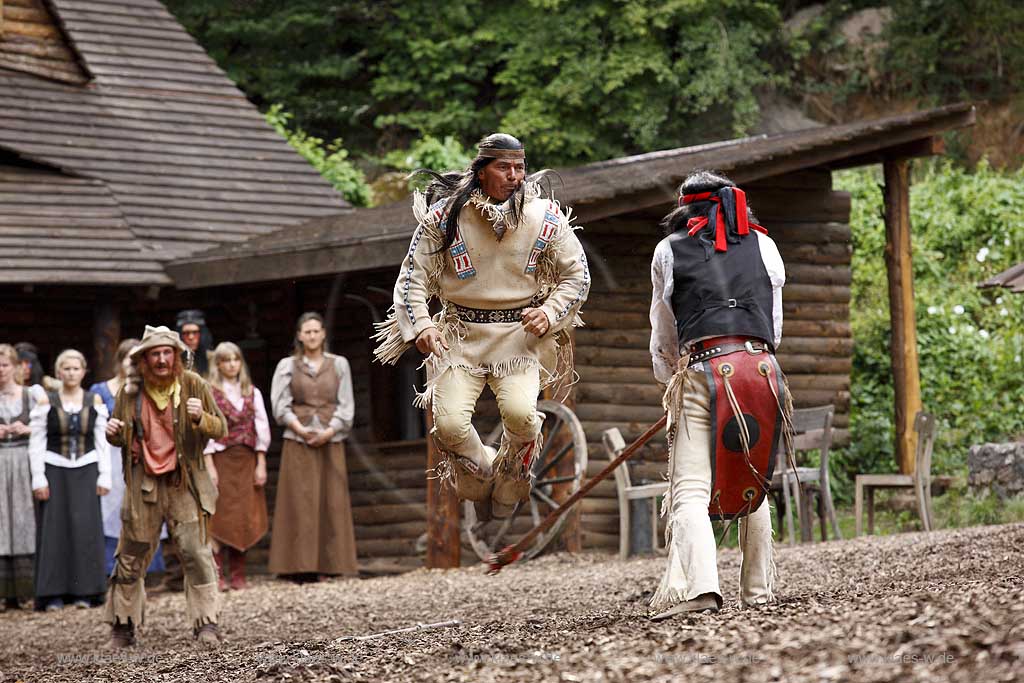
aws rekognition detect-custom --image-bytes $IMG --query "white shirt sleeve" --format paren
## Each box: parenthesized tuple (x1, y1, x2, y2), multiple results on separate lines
(270, 357, 297, 427)
(649, 238, 680, 385)
(755, 231, 786, 349)
(328, 356, 355, 440)
(253, 386, 272, 452)
(93, 398, 112, 491)
(29, 402, 49, 491)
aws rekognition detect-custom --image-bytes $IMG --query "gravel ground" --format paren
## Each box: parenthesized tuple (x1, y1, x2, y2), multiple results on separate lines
(1, 522, 1021, 683)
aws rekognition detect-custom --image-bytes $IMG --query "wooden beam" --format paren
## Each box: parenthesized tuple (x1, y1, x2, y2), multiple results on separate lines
(92, 299, 119, 380)
(550, 328, 582, 553)
(883, 158, 923, 474)
(424, 401, 460, 568)
(827, 137, 945, 170)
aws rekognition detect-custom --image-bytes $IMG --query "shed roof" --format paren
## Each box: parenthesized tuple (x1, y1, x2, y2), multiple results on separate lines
(0, 0, 348, 285)
(167, 104, 975, 290)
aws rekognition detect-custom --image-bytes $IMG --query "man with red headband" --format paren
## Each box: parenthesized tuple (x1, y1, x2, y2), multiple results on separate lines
(374, 133, 590, 519)
(647, 170, 787, 620)
(102, 325, 227, 648)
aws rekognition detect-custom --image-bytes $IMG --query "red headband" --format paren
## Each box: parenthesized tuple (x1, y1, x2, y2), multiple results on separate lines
(680, 187, 766, 252)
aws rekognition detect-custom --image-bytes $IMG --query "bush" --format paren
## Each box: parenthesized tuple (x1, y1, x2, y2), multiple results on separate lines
(833, 162, 1024, 497)
(265, 104, 373, 207)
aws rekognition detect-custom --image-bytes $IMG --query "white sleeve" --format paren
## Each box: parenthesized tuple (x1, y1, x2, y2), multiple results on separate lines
(93, 399, 112, 491)
(253, 387, 272, 452)
(270, 357, 297, 427)
(756, 232, 786, 349)
(29, 403, 49, 491)
(649, 239, 680, 385)
(328, 356, 355, 438)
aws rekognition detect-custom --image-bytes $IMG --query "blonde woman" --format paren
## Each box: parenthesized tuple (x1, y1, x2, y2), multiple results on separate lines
(0, 344, 36, 609)
(29, 349, 110, 610)
(204, 342, 269, 590)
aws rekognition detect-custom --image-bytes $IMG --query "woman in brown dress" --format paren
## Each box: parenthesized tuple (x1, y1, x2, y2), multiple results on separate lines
(204, 342, 269, 590)
(268, 313, 357, 580)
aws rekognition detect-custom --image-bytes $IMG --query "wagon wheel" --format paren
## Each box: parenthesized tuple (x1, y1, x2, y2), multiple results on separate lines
(464, 400, 588, 562)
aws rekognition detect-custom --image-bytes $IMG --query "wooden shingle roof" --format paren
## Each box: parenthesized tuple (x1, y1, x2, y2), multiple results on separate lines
(0, 0, 348, 284)
(168, 104, 975, 289)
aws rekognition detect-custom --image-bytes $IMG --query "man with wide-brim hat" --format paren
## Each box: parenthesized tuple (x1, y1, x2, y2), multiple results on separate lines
(102, 325, 227, 649)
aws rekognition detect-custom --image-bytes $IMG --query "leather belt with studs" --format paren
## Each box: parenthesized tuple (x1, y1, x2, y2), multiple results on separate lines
(688, 340, 770, 365)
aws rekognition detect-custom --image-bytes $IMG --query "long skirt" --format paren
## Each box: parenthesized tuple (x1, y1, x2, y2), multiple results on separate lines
(268, 439, 357, 576)
(0, 442, 35, 601)
(210, 445, 269, 551)
(34, 463, 106, 604)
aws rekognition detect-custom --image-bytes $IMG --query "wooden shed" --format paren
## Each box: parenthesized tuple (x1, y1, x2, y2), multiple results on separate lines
(167, 105, 975, 569)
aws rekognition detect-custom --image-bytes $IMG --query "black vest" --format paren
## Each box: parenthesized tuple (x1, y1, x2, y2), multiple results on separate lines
(668, 230, 775, 349)
(45, 390, 97, 459)
(0, 387, 31, 447)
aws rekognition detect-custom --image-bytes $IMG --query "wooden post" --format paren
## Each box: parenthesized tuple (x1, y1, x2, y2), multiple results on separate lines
(93, 300, 120, 380)
(883, 158, 923, 474)
(551, 329, 582, 553)
(424, 399, 460, 568)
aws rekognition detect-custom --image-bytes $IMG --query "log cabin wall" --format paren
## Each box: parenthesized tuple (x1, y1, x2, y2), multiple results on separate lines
(572, 168, 852, 551)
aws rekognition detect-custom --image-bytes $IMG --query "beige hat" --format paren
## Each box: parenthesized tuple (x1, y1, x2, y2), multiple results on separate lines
(129, 325, 189, 359)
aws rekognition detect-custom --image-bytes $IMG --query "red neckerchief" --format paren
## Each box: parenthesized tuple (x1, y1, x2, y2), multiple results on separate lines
(680, 187, 767, 252)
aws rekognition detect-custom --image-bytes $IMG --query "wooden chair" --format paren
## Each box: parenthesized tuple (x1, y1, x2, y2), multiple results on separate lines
(769, 405, 842, 544)
(854, 411, 938, 536)
(603, 428, 669, 560)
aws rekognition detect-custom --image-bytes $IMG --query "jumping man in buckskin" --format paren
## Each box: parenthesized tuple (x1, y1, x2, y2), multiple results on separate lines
(374, 133, 591, 519)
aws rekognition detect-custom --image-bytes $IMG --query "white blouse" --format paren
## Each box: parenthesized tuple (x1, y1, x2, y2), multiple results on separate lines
(203, 381, 272, 454)
(649, 230, 786, 385)
(29, 393, 111, 492)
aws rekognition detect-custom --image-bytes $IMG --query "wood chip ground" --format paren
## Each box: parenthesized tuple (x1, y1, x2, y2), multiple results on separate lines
(1, 523, 1020, 682)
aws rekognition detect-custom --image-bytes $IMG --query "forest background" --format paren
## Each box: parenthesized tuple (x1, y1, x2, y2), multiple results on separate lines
(164, 0, 1024, 503)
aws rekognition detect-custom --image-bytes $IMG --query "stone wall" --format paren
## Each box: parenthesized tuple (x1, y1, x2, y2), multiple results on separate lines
(968, 443, 1024, 499)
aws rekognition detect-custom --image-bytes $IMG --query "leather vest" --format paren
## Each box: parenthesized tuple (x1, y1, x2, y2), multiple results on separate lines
(212, 386, 257, 449)
(290, 357, 339, 427)
(668, 230, 775, 349)
(45, 390, 97, 459)
(0, 387, 30, 447)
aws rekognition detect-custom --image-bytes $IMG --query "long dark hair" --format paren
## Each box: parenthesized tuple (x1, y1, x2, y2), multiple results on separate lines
(412, 133, 530, 254)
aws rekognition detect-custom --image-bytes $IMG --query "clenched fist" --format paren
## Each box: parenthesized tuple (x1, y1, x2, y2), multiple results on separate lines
(415, 327, 449, 357)
(106, 418, 124, 439)
(186, 397, 203, 422)
(521, 308, 550, 337)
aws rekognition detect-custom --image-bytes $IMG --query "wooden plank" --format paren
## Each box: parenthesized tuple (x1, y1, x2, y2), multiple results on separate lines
(424, 404, 459, 568)
(883, 158, 922, 474)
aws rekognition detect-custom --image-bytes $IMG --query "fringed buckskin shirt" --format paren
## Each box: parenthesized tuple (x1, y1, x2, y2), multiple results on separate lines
(373, 182, 591, 404)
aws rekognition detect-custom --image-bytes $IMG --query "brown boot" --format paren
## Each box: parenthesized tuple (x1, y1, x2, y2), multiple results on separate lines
(106, 622, 136, 649)
(194, 622, 222, 649)
(228, 548, 247, 591)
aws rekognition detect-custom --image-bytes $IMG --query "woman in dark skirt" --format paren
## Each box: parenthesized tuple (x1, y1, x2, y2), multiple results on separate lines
(204, 342, 270, 590)
(0, 344, 36, 610)
(29, 349, 110, 610)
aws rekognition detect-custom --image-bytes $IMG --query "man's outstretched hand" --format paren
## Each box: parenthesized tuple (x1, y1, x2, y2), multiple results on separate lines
(416, 328, 449, 357)
(521, 308, 550, 337)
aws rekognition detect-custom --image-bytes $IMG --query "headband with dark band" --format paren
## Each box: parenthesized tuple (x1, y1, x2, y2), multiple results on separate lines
(477, 147, 526, 160)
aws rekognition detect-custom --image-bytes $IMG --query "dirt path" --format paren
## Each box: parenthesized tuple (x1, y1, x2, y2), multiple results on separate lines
(1, 523, 1021, 682)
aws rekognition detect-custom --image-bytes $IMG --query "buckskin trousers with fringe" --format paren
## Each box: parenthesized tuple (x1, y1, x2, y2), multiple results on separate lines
(103, 470, 219, 632)
(431, 366, 542, 471)
(651, 375, 776, 611)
